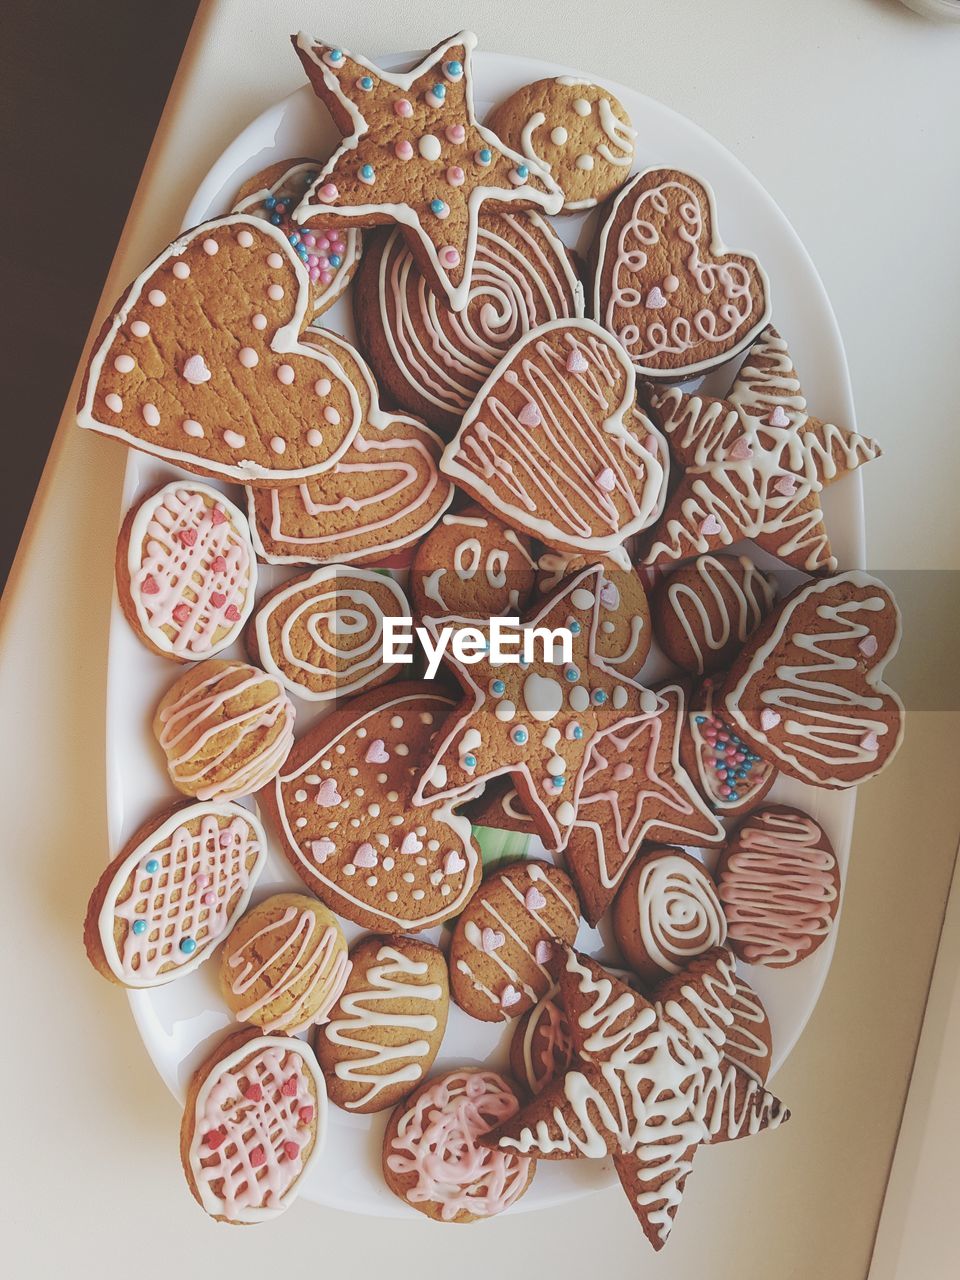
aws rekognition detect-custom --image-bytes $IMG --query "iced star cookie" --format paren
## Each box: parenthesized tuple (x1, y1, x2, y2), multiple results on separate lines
(679, 676, 776, 815)
(84, 801, 267, 988)
(487, 77, 636, 211)
(232, 158, 362, 318)
(219, 893, 350, 1033)
(292, 31, 563, 310)
(650, 554, 777, 676)
(383, 1068, 534, 1222)
(77, 216, 367, 482)
(410, 504, 537, 620)
(116, 481, 256, 662)
(593, 167, 771, 380)
(246, 329, 453, 565)
(450, 860, 581, 1022)
(441, 319, 667, 567)
(534, 555, 653, 679)
(353, 212, 583, 433)
(641, 326, 882, 572)
(722, 571, 905, 788)
(318, 935, 449, 1113)
(510, 992, 573, 1095)
(248, 565, 409, 701)
(154, 659, 296, 802)
(180, 1029, 325, 1224)
(262, 682, 481, 932)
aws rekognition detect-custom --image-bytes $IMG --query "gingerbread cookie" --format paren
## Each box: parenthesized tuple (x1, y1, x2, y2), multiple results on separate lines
(319, 935, 449, 1113)
(593, 167, 771, 379)
(233, 158, 362, 318)
(487, 77, 636, 211)
(180, 1029, 325, 1224)
(353, 212, 583, 433)
(116, 481, 256, 662)
(410, 504, 537, 619)
(78, 216, 367, 482)
(642, 326, 882, 572)
(722, 571, 905, 787)
(245, 328, 453, 565)
(84, 801, 267, 988)
(441, 319, 667, 567)
(249, 566, 409, 701)
(713, 968, 773, 1082)
(650, 554, 777, 675)
(612, 848, 727, 982)
(219, 893, 350, 1032)
(716, 805, 841, 968)
(293, 31, 563, 310)
(534, 555, 653, 678)
(680, 676, 776, 815)
(509, 992, 573, 1095)
(449, 860, 581, 1021)
(383, 1068, 534, 1221)
(154, 659, 296, 802)
(262, 682, 480, 932)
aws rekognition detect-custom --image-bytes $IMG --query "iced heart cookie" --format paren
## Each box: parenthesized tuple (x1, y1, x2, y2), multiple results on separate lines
(612, 847, 727, 982)
(716, 805, 841, 968)
(353, 212, 583, 433)
(641, 326, 882, 573)
(449, 860, 581, 1021)
(441, 319, 667, 567)
(232, 158, 362, 318)
(679, 676, 776, 815)
(249, 565, 409, 701)
(650, 554, 777, 676)
(180, 1029, 325, 1224)
(534, 554, 653, 679)
(509, 991, 573, 1095)
(84, 801, 267, 988)
(487, 77, 636, 211)
(383, 1068, 534, 1221)
(318, 935, 449, 1113)
(246, 328, 453, 565)
(154, 659, 296, 802)
(722, 571, 905, 787)
(410, 504, 537, 619)
(116, 481, 256, 662)
(593, 167, 770, 379)
(77, 216, 366, 482)
(262, 682, 480, 932)
(219, 893, 350, 1032)
(293, 31, 563, 310)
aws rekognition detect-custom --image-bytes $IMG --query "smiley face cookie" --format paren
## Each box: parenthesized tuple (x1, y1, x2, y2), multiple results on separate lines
(534, 555, 653, 679)
(410, 504, 537, 619)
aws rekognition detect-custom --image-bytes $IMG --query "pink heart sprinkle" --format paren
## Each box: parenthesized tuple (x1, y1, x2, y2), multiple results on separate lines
(860, 731, 879, 752)
(500, 984, 521, 1009)
(211, 555, 227, 573)
(525, 885, 547, 911)
(319, 183, 339, 202)
(281, 1075, 299, 1098)
(534, 940, 552, 965)
(760, 709, 781, 731)
(768, 406, 791, 427)
(518, 401, 542, 428)
(243, 1084, 262, 1103)
(400, 832, 423, 855)
(210, 591, 227, 608)
(730, 437, 753, 460)
(859, 635, 878, 657)
(700, 514, 723, 537)
(364, 738, 390, 764)
(224, 604, 241, 622)
(481, 927, 505, 953)
(353, 843, 377, 868)
(595, 467, 616, 492)
(444, 850, 466, 875)
(182, 354, 212, 385)
(141, 574, 159, 595)
(309, 838, 336, 864)
(645, 286, 667, 308)
(774, 474, 798, 497)
(283, 1141, 300, 1161)
(599, 580, 620, 609)
(315, 779, 341, 807)
(249, 1145, 266, 1167)
(565, 348, 589, 373)
(211, 506, 227, 525)
(172, 603, 191, 624)
(297, 1106, 314, 1126)
(177, 527, 198, 548)
(203, 1129, 225, 1149)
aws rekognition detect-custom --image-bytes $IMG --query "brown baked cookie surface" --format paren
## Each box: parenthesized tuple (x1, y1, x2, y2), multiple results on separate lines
(410, 503, 537, 619)
(509, 991, 573, 1096)
(679, 676, 777, 816)
(533, 554, 653, 678)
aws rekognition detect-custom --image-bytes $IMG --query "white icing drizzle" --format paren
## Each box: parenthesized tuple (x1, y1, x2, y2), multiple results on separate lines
(633, 852, 727, 974)
(664, 554, 775, 673)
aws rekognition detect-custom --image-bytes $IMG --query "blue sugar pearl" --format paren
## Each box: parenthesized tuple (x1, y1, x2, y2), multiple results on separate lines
(568, 620, 582, 635)
(491, 679, 506, 696)
(512, 727, 528, 745)
(553, 776, 565, 788)
(571, 725, 584, 740)
(359, 75, 373, 90)
(179, 937, 197, 955)
(433, 83, 446, 98)
(592, 689, 607, 705)
(564, 666, 579, 682)
(329, 253, 343, 268)
(270, 213, 281, 225)
(714, 761, 727, 773)
(132, 919, 147, 936)
(478, 147, 492, 164)
(145, 859, 159, 874)
(430, 198, 446, 215)
(289, 231, 300, 245)
(329, 48, 343, 62)
(361, 164, 375, 180)
(446, 60, 462, 76)
(463, 754, 477, 769)
(264, 196, 276, 210)
(695, 715, 706, 725)
(517, 164, 529, 180)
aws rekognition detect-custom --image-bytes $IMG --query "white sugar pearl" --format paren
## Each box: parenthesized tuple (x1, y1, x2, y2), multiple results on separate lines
(267, 284, 284, 301)
(238, 347, 258, 368)
(276, 364, 295, 385)
(223, 429, 245, 448)
(113, 354, 135, 374)
(252, 312, 267, 330)
(267, 252, 283, 269)
(323, 406, 340, 425)
(182, 419, 203, 437)
(105, 393, 123, 413)
(203, 238, 218, 255)
(142, 403, 160, 427)
(237, 230, 254, 247)
(130, 320, 150, 337)
(147, 289, 166, 307)
(269, 436, 286, 454)
(314, 378, 331, 396)
(173, 261, 190, 279)
(306, 428, 323, 447)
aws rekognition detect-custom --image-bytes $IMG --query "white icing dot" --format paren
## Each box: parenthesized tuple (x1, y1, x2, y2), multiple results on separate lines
(237, 229, 254, 247)
(268, 284, 284, 301)
(366, 875, 378, 887)
(343, 864, 356, 876)
(387, 891, 399, 902)
(495, 700, 516, 722)
(105, 393, 123, 413)
(172, 261, 190, 279)
(277, 364, 295, 385)
(238, 347, 258, 368)
(203, 238, 219, 255)
(420, 712, 434, 725)
(223, 429, 246, 448)
(576, 154, 595, 171)
(390, 716, 403, 728)
(573, 98, 592, 116)
(147, 289, 166, 307)
(368, 804, 381, 817)
(418, 134, 442, 161)
(269, 436, 286, 455)
(557, 800, 576, 825)
(252, 312, 267, 330)
(294, 789, 307, 802)
(350, 818, 361, 829)
(613, 686, 627, 709)
(295, 817, 307, 829)
(142, 403, 160, 427)
(113, 354, 135, 374)
(571, 588, 595, 610)
(314, 378, 332, 396)
(382, 855, 394, 869)
(441, 884, 451, 896)
(306, 428, 323, 447)
(387, 791, 399, 803)
(412, 889, 425, 900)
(267, 252, 283, 269)
(402, 872, 416, 884)
(550, 126, 568, 145)
(324, 406, 341, 425)
(601, 620, 615, 634)
(130, 320, 150, 337)
(569, 685, 589, 712)
(428, 839, 439, 851)
(182, 419, 204, 438)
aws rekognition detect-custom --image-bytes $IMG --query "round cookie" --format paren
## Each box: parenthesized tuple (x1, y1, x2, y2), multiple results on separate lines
(353, 211, 583, 434)
(722, 969, 773, 1082)
(509, 991, 573, 1096)
(83, 801, 267, 988)
(233, 158, 362, 319)
(219, 892, 350, 1033)
(249, 565, 410, 701)
(487, 76, 636, 211)
(410, 504, 537, 619)
(382, 1068, 534, 1222)
(534, 555, 652, 679)
(650, 554, 777, 676)
(449, 860, 581, 1022)
(612, 847, 727, 982)
(318, 935, 449, 1113)
(680, 676, 777, 815)
(116, 481, 256, 662)
(180, 1028, 326, 1224)
(716, 805, 841, 969)
(154, 659, 296, 803)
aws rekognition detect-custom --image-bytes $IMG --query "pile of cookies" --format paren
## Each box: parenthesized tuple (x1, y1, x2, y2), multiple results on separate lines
(79, 30, 905, 1245)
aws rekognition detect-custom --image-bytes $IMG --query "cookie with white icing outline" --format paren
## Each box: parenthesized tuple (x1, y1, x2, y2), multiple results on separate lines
(487, 76, 636, 211)
(535, 554, 653, 679)
(679, 675, 777, 815)
(84, 800, 267, 988)
(410, 503, 537, 620)
(509, 990, 573, 1095)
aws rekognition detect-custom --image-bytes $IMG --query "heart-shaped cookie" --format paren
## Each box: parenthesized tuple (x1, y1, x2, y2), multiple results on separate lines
(78, 216, 365, 483)
(722, 571, 904, 788)
(593, 167, 770, 380)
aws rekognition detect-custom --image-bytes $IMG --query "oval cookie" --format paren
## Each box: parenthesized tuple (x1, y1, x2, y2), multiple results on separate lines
(509, 991, 573, 1096)
(449, 860, 581, 1022)
(318, 935, 449, 1113)
(411, 504, 537, 619)
(680, 676, 777, 815)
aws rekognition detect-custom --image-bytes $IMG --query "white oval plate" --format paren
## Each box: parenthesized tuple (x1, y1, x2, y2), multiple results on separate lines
(106, 46, 860, 1218)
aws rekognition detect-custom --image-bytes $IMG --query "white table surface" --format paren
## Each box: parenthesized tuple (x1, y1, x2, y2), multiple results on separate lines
(2, 2, 959, 1277)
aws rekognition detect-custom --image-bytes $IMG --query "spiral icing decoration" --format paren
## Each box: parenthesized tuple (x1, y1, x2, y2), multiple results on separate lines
(634, 851, 727, 975)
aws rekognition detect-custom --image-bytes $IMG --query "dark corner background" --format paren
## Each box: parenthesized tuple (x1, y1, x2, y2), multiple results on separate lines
(0, 0, 199, 595)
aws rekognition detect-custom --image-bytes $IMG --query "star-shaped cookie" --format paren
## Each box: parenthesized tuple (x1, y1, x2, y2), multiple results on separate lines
(293, 31, 563, 310)
(641, 325, 881, 572)
(412, 565, 664, 850)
